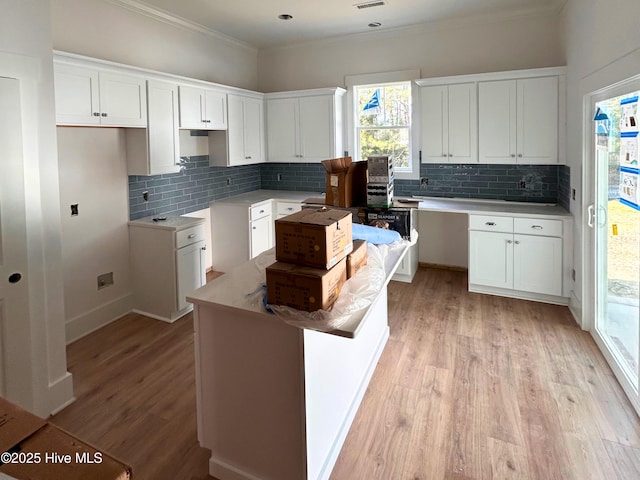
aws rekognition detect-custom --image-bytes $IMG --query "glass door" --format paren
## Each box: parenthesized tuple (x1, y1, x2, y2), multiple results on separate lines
(591, 89, 640, 415)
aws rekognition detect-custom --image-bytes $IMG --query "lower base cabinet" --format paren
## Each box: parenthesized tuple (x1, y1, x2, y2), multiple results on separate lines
(468, 214, 565, 300)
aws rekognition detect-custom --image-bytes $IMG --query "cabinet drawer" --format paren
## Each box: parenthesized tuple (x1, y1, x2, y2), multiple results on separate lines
(250, 202, 272, 221)
(276, 201, 302, 216)
(468, 215, 513, 233)
(514, 218, 562, 237)
(176, 224, 206, 249)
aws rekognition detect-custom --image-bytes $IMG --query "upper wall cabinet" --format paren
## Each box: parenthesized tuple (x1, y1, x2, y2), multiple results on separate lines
(209, 93, 265, 166)
(126, 80, 181, 176)
(178, 85, 227, 130)
(265, 88, 346, 162)
(479, 75, 560, 164)
(54, 62, 147, 127)
(418, 82, 477, 163)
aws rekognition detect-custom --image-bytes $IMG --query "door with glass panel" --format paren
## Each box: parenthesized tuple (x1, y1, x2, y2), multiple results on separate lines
(590, 86, 640, 416)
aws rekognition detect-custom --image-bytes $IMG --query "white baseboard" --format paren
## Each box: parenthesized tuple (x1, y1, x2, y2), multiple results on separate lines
(47, 372, 75, 416)
(65, 293, 133, 345)
(568, 290, 583, 329)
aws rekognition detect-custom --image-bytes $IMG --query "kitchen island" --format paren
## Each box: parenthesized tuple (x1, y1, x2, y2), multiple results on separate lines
(186, 242, 410, 480)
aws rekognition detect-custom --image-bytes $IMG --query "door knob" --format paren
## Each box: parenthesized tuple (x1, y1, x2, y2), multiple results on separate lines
(8, 273, 22, 283)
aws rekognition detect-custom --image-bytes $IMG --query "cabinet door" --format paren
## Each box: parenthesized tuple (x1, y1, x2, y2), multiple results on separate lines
(226, 94, 245, 165)
(179, 86, 206, 129)
(420, 85, 448, 163)
(98, 71, 147, 127)
(479, 80, 517, 164)
(204, 90, 227, 129)
(448, 83, 477, 163)
(147, 80, 180, 174)
(469, 231, 513, 289)
(513, 234, 562, 296)
(517, 76, 558, 164)
(250, 215, 272, 258)
(54, 63, 100, 125)
(299, 95, 333, 161)
(176, 240, 206, 312)
(267, 98, 298, 161)
(243, 97, 264, 164)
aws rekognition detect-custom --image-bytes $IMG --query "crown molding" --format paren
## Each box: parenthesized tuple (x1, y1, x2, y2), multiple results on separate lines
(104, 0, 257, 53)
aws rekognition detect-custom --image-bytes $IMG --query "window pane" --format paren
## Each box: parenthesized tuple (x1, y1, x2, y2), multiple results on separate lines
(357, 83, 411, 127)
(359, 128, 410, 168)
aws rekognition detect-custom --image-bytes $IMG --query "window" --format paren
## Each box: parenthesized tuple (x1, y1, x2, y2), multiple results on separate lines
(354, 81, 412, 171)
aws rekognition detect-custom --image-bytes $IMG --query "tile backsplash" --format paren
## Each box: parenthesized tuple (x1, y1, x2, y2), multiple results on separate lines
(129, 160, 570, 220)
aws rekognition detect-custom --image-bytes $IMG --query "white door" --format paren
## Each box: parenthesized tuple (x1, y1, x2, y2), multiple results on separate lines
(0, 77, 31, 402)
(53, 63, 100, 125)
(147, 80, 180, 174)
(176, 240, 206, 312)
(299, 95, 332, 161)
(99, 71, 147, 127)
(479, 80, 516, 164)
(517, 76, 558, 164)
(420, 85, 448, 163)
(448, 83, 477, 163)
(250, 216, 272, 258)
(512, 234, 562, 296)
(588, 85, 640, 416)
(243, 97, 264, 164)
(204, 90, 227, 130)
(179, 86, 206, 129)
(469, 230, 513, 289)
(267, 98, 298, 161)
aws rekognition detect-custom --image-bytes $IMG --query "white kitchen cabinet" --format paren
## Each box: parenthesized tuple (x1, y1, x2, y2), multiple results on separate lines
(479, 76, 558, 164)
(468, 214, 564, 300)
(266, 88, 345, 162)
(179, 85, 227, 130)
(126, 79, 181, 175)
(419, 82, 477, 163)
(275, 201, 303, 219)
(54, 62, 147, 127)
(211, 200, 274, 272)
(209, 93, 265, 166)
(129, 217, 207, 322)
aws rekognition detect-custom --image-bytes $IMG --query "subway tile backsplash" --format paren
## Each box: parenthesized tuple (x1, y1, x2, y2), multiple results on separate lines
(129, 160, 570, 220)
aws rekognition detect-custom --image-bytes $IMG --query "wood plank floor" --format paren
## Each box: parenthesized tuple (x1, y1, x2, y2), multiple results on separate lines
(51, 267, 640, 480)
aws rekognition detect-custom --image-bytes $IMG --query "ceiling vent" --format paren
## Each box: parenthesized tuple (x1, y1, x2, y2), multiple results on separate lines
(354, 1, 387, 10)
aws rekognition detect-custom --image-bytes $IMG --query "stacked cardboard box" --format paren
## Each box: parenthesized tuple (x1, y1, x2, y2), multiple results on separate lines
(267, 208, 354, 312)
(322, 157, 368, 208)
(367, 155, 394, 207)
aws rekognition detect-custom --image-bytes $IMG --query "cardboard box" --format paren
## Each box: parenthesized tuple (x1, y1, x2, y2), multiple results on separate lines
(275, 208, 353, 269)
(322, 157, 368, 208)
(346, 239, 368, 279)
(0, 397, 131, 480)
(363, 207, 412, 240)
(266, 259, 347, 312)
(367, 182, 394, 207)
(367, 155, 394, 183)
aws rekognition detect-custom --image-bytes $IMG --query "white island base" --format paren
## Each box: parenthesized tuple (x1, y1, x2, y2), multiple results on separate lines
(187, 245, 407, 480)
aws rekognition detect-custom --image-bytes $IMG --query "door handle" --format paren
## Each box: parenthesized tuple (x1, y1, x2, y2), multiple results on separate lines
(587, 204, 595, 228)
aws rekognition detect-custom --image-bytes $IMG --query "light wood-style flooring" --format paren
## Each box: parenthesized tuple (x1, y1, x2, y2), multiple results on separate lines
(52, 267, 640, 480)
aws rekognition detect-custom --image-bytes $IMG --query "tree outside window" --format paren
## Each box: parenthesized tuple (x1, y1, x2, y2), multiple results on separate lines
(355, 82, 412, 170)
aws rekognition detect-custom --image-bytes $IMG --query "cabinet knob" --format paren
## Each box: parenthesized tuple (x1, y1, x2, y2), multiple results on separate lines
(510, 154, 516, 158)
(507, 240, 513, 244)
(93, 112, 100, 117)
(514, 240, 520, 245)
(448, 154, 453, 157)
(518, 154, 523, 158)
(245, 156, 252, 159)
(252, 226, 256, 230)
(202, 245, 207, 251)
(101, 113, 107, 117)
(188, 234, 196, 239)
(8, 272, 22, 284)
(287, 207, 293, 211)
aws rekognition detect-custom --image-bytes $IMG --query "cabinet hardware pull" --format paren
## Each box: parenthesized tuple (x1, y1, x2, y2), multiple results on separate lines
(507, 240, 513, 244)
(188, 234, 196, 239)
(259, 210, 264, 213)
(531, 225, 543, 230)
(93, 112, 100, 116)
(510, 154, 515, 158)
(518, 154, 523, 158)
(245, 156, 252, 159)
(101, 113, 107, 117)
(252, 226, 256, 230)
(448, 154, 453, 157)
(202, 246, 207, 251)
(485, 222, 496, 226)
(514, 240, 520, 244)
(287, 207, 293, 211)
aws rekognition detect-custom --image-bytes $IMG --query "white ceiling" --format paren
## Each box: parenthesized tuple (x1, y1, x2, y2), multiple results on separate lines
(117, 0, 566, 49)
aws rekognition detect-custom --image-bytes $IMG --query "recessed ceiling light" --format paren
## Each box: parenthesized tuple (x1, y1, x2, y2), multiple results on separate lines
(278, 14, 293, 20)
(368, 22, 382, 28)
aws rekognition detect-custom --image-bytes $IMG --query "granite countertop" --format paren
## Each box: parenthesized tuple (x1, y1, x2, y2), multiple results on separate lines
(128, 214, 205, 231)
(211, 190, 324, 206)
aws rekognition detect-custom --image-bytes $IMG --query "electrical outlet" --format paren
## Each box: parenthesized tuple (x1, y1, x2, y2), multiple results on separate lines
(70, 204, 78, 216)
(226, 178, 232, 186)
(97, 272, 113, 290)
(572, 188, 576, 201)
(420, 177, 429, 187)
(518, 180, 527, 189)
(142, 191, 149, 202)
(277, 173, 282, 181)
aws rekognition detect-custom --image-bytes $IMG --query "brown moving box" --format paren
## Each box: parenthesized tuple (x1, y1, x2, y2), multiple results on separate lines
(0, 397, 131, 480)
(322, 157, 368, 208)
(275, 208, 353, 269)
(346, 239, 368, 279)
(266, 258, 347, 312)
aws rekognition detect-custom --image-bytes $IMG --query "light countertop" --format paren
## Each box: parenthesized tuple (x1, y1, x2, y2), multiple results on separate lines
(128, 214, 205, 231)
(211, 189, 323, 206)
(394, 196, 572, 219)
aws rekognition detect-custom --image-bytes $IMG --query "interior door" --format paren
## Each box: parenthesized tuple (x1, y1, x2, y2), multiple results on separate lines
(0, 77, 31, 402)
(589, 86, 640, 416)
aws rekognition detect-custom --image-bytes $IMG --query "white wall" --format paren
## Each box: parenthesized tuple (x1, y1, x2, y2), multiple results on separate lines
(561, 0, 640, 325)
(57, 128, 133, 343)
(0, 0, 73, 416)
(50, 0, 259, 90)
(258, 13, 564, 92)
